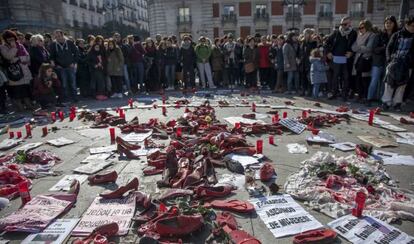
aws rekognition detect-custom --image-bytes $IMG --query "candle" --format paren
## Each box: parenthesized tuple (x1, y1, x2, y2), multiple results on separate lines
(162, 106, 167, 116)
(42, 126, 48, 137)
(58, 111, 64, 121)
(302, 110, 308, 119)
(69, 111, 75, 121)
(252, 102, 256, 112)
(269, 135, 274, 145)
(109, 127, 115, 141)
(256, 139, 263, 154)
(235, 122, 241, 129)
(25, 123, 32, 137)
(18, 181, 31, 207)
(368, 109, 374, 126)
(51, 112, 56, 122)
(128, 98, 133, 108)
(283, 112, 287, 118)
(16, 131, 22, 139)
(9, 131, 14, 139)
(176, 127, 182, 138)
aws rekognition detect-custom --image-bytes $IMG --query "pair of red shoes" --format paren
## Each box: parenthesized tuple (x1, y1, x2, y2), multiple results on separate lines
(204, 199, 255, 213)
(72, 222, 119, 244)
(100, 178, 138, 199)
(88, 171, 118, 185)
(194, 185, 235, 198)
(259, 163, 275, 182)
(293, 228, 337, 244)
(213, 212, 261, 244)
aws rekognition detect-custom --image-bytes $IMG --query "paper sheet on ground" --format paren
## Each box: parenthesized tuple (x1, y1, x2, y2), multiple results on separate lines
(395, 132, 414, 146)
(329, 142, 357, 151)
(131, 147, 159, 156)
(215, 173, 245, 189)
(306, 132, 335, 144)
(81, 153, 112, 164)
(224, 116, 265, 125)
(73, 160, 112, 174)
(287, 143, 308, 154)
(350, 114, 390, 125)
(279, 118, 306, 134)
(72, 194, 135, 236)
(49, 175, 88, 191)
(15, 142, 43, 152)
(380, 124, 407, 132)
(22, 218, 79, 244)
(0, 138, 22, 150)
(47, 137, 75, 147)
(328, 215, 414, 244)
(120, 131, 152, 142)
(249, 194, 323, 238)
(89, 145, 117, 154)
(389, 114, 414, 123)
(358, 136, 398, 148)
(226, 154, 259, 168)
(372, 150, 414, 166)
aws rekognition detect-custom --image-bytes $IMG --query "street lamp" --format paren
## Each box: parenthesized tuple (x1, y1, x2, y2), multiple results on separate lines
(283, 0, 305, 32)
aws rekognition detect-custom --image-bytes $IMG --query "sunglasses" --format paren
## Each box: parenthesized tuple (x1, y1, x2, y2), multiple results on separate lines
(340, 23, 349, 26)
(358, 26, 365, 30)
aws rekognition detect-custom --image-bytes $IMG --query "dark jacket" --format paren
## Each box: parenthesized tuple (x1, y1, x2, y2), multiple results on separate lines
(49, 39, 79, 68)
(269, 44, 284, 71)
(106, 47, 124, 76)
(163, 46, 178, 66)
(211, 45, 224, 71)
(87, 49, 106, 72)
(234, 43, 244, 63)
(325, 29, 357, 56)
(299, 40, 317, 73)
(33, 76, 61, 96)
(129, 42, 146, 63)
(243, 46, 259, 68)
(29, 46, 50, 76)
(180, 43, 196, 69)
(118, 42, 131, 66)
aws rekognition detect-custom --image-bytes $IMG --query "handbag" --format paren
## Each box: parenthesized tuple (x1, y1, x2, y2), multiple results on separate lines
(244, 63, 255, 73)
(355, 55, 372, 73)
(5, 61, 23, 81)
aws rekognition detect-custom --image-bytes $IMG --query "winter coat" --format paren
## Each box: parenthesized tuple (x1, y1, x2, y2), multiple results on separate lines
(0, 42, 32, 86)
(310, 57, 328, 84)
(257, 43, 271, 68)
(87, 49, 106, 72)
(129, 43, 146, 63)
(210, 45, 224, 71)
(352, 31, 375, 77)
(106, 47, 124, 76)
(195, 44, 212, 63)
(298, 40, 317, 73)
(223, 41, 237, 65)
(29, 45, 50, 76)
(163, 47, 178, 66)
(372, 32, 391, 67)
(269, 44, 284, 71)
(180, 43, 196, 69)
(324, 29, 357, 56)
(49, 39, 79, 68)
(243, 46, 259, 68)
(33, 76, 61, 96)
(234, 44, 244, 63)
(283, 42, 297, 72)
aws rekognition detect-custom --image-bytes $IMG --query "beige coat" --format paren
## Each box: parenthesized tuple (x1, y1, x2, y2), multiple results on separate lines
(106, 47, 124, 76)
(0, 44, 32, 86)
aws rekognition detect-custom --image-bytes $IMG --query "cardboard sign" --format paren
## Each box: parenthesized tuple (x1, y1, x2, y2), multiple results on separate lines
(329, 142, 357, 152)
(89, 145, 117, 155)
(22, 218, 79, 244)
(73, 160, 112, 174)
(224, 117, 265, 125)
(120, 131, 152, 143)
(49, 175, 88, 192)
(249, 195, 323, 238)
(47, 137, 75, 147)
(279, 118, 306, 134)
(358, 136, 398, 148)
(72, 194, 136, 236)
(328, 215, 414, 244)
(81, 153, 112, 164)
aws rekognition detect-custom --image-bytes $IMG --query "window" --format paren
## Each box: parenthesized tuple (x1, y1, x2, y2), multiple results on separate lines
(82, 13, 86, 23)
(287, 4, 299, 14)
(223, 5, 235, 15)
(72, 10, 76, 21)
(352, 2, 363, 12)
(91, 15, 94, 25)
(256, 4, 266, 15)
(319, 2, 332, 13)
(98, 17, 102, 26)
(178, 7, 190, 22)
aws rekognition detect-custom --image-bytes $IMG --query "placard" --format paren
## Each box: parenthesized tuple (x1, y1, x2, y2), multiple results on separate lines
(49, 175, 88, 192)
(22, 219, 79, 244)
(279, 118, 306, 134)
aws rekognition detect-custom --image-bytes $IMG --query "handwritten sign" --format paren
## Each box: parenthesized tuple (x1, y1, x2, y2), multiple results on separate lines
(72, 194, 136, 236)
(249, 194, 323, 238)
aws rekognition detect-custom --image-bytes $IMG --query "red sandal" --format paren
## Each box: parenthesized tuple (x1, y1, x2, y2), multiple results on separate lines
(204, 199, 255, 213)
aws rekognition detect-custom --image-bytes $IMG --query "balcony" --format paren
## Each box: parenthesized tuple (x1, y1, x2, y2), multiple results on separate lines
(350, 11, 365, 18)
(285, 11, 301, 22)
(73, 20, 80, 28)
(69, 0, 77, 6)
(254, 12, 269, 22)
(221, 14, 237, 24)
(97, 7, 104, 13)
(318, 11, 333, 20)
(79, 2, 87, 9)
(89, 5, 96, 11)
(177, 15, 192, 25)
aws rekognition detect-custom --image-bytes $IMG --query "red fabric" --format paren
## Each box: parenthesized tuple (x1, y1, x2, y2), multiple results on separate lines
(32, 77, 61, 96)
(258, 44, 270, 68)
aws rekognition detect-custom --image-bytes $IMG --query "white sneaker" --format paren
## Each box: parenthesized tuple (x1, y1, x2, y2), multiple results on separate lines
(117, 93, 123, 98)
(110, 93, 119, 98)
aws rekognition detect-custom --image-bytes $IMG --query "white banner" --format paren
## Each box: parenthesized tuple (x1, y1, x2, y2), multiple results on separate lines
(328, 215, 414, 244)
(249, 194, 323, 238)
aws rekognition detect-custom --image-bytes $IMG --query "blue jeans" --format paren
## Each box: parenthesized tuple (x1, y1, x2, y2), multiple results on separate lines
(312, 83, 321, 98)
(165, 64, 176, 88)
(56, 67, 77, 101)
(368, 66, 384, 100)
(286, 71, 299, 92)
(130, 62, 144, 90)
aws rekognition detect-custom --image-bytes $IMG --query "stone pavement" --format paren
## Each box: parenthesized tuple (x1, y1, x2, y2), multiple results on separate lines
(0, 91, 413, 244)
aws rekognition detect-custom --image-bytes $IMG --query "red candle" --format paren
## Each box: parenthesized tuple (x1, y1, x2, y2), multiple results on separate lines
(302, 110, 308, 119)
(252, 102, 256, 112)
(42, 126, 48, 137)
(51, 112, 56, 122)
(58, 111, 64, 121)
(235, 122, 241, 129)
(162, 106, 167, 116)
(176, 127, 182, 138)
(162, 96, 166, 104)
(18, 181, 31, 207)
(25, 123, 32, 137)
(256, 139, 263, 154)
(283, 112, 287, 118)
(269, 135, 274, 145)
(69, 111, 75, 121)
(119, 109, 125, 119)
(9, 131, 14, 139)
(352, 191, 366, 217)
(368, 109, 375, 126)
(109, 127, 115, 141)
(128, 98, 133, 108)
(16, 131, 22, 139)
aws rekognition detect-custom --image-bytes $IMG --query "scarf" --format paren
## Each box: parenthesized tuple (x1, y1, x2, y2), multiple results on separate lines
(356, 31, 372, 47)
(339, 26, 352, 37)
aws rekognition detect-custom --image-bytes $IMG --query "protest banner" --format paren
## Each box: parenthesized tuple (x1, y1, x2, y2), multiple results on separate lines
(72, 194, 136, 236)
(249, 194, 323, 238)
(328, 215, 414, 244)
(22, 218, 79, 244)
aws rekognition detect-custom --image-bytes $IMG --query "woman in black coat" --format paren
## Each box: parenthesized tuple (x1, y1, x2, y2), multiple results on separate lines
(76, 39, 91, 97)
(29, 34, 50, 77)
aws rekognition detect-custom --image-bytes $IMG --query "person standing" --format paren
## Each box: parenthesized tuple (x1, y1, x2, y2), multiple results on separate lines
(298, 28, 317, 96)
(270, 35, 285, 93)
(29, 34, 50, 78)
(113, 33, 132, 95)
(223, 34, 238, 89)
(235, 38, 245, 86)
(0, 30, 33, 111)
(144, 38, 159, 92)
(309, 49, 329, 98)
(195, 36, 216, 89)
(211, 38, 225, 88)
(283, 32, 299, 94)
(75, 39, 91, 97)
(180, 35, 196, 90)
(368, 16, 398, 105)
(128, 35, 146, 93)
(107, 39, 124, 98)
(257, 36, 271, 89)
(324, 17, 357, 100)
(49, 29, 79, 102)
(87, 43, 107, 100)
(381, 16, 414, 111)
(243, 36, 259, 89)
(163, 38, 178, 90)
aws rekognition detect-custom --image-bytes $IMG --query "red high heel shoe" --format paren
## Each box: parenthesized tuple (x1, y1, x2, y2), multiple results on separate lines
(100, 178, 139, 199)
(72, 222, 119, 244)
(88, 171, 118, 185)
(116, 136, 141, 150)
(117, 144, 140, 160)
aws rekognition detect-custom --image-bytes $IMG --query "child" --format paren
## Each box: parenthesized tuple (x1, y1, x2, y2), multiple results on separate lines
(309, 48, 328, 98)
(33, 63, 63, 109)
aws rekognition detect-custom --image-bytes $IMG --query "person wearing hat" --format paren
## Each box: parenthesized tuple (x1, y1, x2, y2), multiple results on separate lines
(180, 35, 197, 89)
(195, 36, 216, 89)
(0, 30, 33, 111)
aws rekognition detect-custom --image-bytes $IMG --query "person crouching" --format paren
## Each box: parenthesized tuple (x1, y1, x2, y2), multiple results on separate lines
(33, 63, 63, 109)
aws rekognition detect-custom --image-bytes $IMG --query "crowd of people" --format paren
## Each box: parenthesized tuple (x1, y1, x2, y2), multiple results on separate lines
(0, 15, 413, 114)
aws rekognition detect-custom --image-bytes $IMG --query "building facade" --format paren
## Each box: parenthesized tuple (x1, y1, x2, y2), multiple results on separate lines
(148, 0, 412, 40)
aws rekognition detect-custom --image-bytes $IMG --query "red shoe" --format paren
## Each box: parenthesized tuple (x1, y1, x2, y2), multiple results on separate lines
(100, 177, 139, 199)
(242, 113, 256, 119)
(216, 211, 238, 230)
(400, 117, 414, 125)
(293, 228, 337, 244)
(133, 203, 157, 224)
(229, 230, 261, 244)
(195, 185, 234, 198)
(72, 222, 119, 244)
(143, 166, 164, 176)
(204, 199, 255, 213)
(158, 189, 194, 202)
(148, 159, 166, 169)
(336, 106, 349, 113)
(88, 171, 118, 185)
(116, 136, 141, 150)
(259, 163, 275, 182)
(134, 191, 152, 208)
(117, 144, 140, 160)
(68, 179, 80, 196)
(155, 214, 204, 237)
(410, 112, 414, 118)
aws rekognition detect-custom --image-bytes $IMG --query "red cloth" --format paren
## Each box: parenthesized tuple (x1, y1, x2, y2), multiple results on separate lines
(258, 44, 270, 68)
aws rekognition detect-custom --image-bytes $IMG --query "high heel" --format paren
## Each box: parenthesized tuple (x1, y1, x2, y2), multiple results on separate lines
(116, 136, 141, 150)
(99, 177, 139, 199)
(117, 144, 140, 160)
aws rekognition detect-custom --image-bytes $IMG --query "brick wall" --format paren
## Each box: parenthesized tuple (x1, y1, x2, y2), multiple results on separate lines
(303, 0, 316, 15)
(272, 25, 283, 35)
(335, 0, 348, 14)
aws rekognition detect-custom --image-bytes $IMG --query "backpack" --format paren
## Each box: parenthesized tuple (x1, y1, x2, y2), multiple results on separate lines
(5, 60, 23, 82)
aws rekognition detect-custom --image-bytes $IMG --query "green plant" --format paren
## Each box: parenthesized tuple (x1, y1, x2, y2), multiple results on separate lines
(15, 151, 27, 164)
